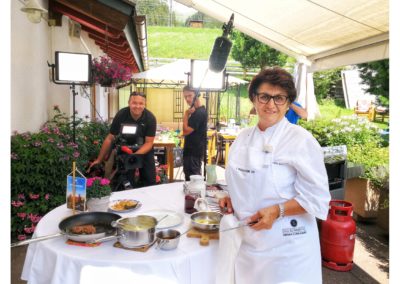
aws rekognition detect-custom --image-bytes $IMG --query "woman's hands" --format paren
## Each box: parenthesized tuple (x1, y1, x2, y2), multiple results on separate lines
(247, 205, 280, 231)
(218, 196, 234, 214)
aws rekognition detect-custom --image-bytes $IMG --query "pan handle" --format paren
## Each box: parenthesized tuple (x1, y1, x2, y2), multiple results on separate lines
(86, 234, 119, 244)
(11, 232, 63, 247)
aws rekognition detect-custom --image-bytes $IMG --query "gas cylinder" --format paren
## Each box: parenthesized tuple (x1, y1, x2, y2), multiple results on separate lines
(320, 200, 356, 271)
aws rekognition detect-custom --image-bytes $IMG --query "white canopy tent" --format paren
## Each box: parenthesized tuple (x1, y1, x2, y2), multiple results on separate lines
(175, 0, 389, 119)
(131, 59, 247, 86)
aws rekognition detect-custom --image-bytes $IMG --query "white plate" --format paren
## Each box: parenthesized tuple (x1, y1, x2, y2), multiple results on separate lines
(141, 210, 183, 229)
(108, 199, 141, 213)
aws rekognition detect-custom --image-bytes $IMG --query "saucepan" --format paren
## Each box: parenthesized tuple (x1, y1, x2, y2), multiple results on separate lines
(191, 211, 223, 231)
(11, 212, 121, 247)
(89, 214, 169, 248)
(190, 198, 223, 231)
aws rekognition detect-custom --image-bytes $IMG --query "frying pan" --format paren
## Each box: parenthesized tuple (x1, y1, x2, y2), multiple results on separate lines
(11, 211, 121, 247)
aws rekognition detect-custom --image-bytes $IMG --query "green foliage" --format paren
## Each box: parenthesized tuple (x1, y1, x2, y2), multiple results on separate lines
(135, 0, 171, 26)
(300, 115, 388, 188)
(313, 68, 344, 102)
(300, 115, 383, 147)
(357, 59, 389, 100)
(347, 145, 389, 188)
(231, 31, 289, 70)
(11, 107, 109, 241)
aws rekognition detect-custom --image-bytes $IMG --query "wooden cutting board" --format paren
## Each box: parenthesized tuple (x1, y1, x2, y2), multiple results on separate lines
(187, 228, 219, 246)
(113, 240, 155, 252)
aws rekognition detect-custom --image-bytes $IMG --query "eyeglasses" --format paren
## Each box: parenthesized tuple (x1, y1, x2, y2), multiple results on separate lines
(255, 93, 288, 105)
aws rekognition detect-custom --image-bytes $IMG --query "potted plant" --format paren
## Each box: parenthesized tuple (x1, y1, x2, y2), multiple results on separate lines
(344, 145, 389, 219)
(155, 165, 169, 184)
(86, 177, 112, 212)
(91, 55, 132, 87)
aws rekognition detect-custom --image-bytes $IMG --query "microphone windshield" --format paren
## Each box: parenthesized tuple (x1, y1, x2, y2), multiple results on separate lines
(208, 36, 232, 73)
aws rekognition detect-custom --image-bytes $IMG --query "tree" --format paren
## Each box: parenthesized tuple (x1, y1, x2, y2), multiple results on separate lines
(313, 68, 344, 102)
(231, 31, 289, 70)
(135, 0, 170, 26)
(357, 59, 389, 102)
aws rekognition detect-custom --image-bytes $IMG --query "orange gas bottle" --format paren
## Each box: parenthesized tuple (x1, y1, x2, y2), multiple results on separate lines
(320, 200, 356, 271)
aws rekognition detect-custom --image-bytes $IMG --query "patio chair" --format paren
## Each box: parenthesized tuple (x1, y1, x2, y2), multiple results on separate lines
(354, 99, 374, 121)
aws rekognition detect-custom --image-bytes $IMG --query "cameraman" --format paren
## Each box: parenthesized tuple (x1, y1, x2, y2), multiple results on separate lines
(89, 92, 157, 187)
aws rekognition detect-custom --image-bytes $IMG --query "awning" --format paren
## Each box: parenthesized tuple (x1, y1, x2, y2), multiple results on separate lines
(175, 0, 389, 72)
(48, 0, 149, 72)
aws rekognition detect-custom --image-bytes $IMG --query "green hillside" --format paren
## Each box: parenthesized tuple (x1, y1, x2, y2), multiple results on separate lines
(147, 26, 224, 59)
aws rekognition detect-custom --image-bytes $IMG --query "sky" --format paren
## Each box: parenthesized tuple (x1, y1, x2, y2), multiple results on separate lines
(171, 0, 196, 16)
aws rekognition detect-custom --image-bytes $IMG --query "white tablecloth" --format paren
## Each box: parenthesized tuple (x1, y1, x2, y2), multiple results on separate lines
(21, 183, 218, 284)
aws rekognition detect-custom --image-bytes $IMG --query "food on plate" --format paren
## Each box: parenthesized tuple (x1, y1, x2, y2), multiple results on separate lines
(70, 224, 96, 234)
(111, 200, 138, 211)
(195, 219, 219, 225)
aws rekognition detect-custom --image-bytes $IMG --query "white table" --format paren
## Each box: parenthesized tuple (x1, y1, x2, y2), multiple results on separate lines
(21, 183, 219, 284)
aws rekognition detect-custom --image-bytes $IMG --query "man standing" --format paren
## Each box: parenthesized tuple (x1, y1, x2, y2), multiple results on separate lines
(182, 85, 208, 181)
(90, 92, 157, 188)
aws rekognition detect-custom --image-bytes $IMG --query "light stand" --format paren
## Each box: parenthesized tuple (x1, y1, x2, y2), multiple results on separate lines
(189, 60, 228, 178)
(48, 51, 92, 213)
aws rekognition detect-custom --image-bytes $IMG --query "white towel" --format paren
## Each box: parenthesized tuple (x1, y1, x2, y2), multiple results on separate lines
(215, 214, 243, 284)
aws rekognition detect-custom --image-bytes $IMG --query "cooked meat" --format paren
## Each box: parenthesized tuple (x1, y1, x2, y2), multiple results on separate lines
(70, 224, 96, 234)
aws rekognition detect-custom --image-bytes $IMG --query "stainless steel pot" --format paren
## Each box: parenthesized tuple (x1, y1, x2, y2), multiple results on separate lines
(11, 212, 121, 247)
(116, 215, 158, 248)
(190, 211, 223, 231)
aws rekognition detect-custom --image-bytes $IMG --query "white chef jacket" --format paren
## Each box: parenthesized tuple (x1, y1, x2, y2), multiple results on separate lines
(225, 118, 331, 284)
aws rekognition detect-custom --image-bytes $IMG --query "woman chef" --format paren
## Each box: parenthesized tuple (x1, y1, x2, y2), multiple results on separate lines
(219, 67, 331, 283)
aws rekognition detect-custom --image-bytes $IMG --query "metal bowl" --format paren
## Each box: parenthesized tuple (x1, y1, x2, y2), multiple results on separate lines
(156, 229, 181, 250)
(190, 211, 223, 231)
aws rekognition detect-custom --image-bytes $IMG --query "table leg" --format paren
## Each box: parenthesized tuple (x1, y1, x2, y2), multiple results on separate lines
(166, 146, 174, 182)
(224, 141, 230, 167)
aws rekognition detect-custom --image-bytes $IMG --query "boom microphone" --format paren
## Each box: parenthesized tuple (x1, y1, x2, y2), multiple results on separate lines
(208, 13, 235, 73)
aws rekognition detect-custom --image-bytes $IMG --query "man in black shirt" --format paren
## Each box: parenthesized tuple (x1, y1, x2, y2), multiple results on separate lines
(90, 92, 157, 188)
(182, 85, 208, 181)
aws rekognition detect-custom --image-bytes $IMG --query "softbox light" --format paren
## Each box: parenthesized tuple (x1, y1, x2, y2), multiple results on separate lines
(190, 59, 227, 91)
(55, 51, 91, 85)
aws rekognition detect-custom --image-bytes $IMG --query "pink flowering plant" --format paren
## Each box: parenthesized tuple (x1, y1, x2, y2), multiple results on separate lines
(155, 164, 169, 184)
(92, 55, 132, 86)
(86, 177, 112, 199)
(11, 106, 109, 241)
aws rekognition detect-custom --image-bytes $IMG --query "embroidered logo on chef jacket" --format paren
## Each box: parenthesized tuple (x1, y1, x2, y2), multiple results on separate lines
(237, 168, 255, 173)
(282, 219, 306, 236)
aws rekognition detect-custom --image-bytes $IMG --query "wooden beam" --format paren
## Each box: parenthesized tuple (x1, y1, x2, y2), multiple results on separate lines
(55, 0, 129, 30)
(52, 1, 122, 38)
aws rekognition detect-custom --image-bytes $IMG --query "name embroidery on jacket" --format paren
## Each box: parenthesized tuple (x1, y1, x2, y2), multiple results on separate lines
(237, 168, 255, 173)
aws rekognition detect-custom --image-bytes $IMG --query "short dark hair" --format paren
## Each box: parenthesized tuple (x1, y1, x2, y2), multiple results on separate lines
(129, 91, 146, 99)
(183, 85, 195, 93)
(248, 67, 296, 104)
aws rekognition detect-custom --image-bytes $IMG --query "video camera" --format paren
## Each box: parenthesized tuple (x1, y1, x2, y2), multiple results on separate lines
(112, 124, 144, 190)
